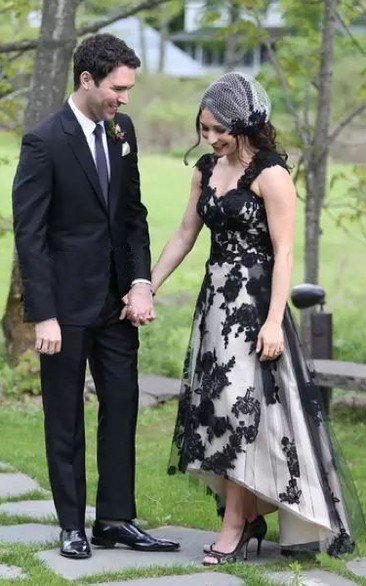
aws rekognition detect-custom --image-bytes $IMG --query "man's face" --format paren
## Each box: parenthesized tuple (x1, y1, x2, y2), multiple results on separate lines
(81, 65, 136, 121)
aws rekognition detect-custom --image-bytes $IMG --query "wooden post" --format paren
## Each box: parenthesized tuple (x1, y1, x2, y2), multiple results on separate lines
(311, 311, 333, 415)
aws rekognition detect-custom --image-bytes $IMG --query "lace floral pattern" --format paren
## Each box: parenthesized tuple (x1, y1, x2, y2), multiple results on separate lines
(167, 150, 361, 557)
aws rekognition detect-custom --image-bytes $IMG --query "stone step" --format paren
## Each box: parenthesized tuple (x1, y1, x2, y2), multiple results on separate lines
(0, 462, 12, 472)
(267, 569, 358, 585)
(0, 472, 41, 498)
(347, 558, 366, 577)
(92, 573, 244, 586)
(0, 522, 60, 544)
(0, 499, 95, 523)
(0, 563, 27, 580)
(36, 525, 282, 581)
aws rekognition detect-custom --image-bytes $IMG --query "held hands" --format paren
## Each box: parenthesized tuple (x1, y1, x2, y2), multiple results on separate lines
(256, 320, 284, 362)
(35, 318, 62, 355)
(120, 283, 155, 326)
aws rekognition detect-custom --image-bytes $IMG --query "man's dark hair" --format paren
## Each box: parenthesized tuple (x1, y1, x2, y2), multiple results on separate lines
(73, 33, 141, 89)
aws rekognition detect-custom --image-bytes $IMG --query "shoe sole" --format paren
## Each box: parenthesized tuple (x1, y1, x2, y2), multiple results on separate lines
(91, 536, 179, 552)
(91, 537, 180, 552)
(60, 552, 92, 559)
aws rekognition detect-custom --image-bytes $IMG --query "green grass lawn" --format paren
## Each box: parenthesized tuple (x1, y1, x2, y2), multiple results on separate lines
(1, 132, 366, 376)
(0, 400, 366, 585)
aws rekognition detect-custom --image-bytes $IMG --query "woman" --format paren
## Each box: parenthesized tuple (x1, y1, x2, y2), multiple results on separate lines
(127, 73, 363, 564)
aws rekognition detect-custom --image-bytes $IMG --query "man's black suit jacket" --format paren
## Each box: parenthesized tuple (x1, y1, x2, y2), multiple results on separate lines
(13, 102, 151, 325)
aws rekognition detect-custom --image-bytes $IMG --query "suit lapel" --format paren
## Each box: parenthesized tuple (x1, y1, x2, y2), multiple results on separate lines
(60, 103, 107, 212)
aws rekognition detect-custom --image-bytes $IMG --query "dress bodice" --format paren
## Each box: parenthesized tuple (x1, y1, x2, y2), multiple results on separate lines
(196, 151, 289, 267)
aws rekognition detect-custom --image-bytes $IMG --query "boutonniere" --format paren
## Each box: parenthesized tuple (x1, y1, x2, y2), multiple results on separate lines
(106, 120, 126, 142)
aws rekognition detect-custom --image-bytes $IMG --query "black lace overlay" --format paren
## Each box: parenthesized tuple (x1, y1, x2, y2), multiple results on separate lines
(168, 151, 364, 557)
(279, 437, 302, 505)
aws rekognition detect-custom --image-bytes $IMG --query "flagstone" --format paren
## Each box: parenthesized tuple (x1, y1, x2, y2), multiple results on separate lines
(0, 462, 12, 472)
(267, 568, 358, 585)
(0, 563, 27, 579)
(0, 523, 60, 544)
(346, 558, 366, 577)
(36, 525, 282, 581)
(0, 499, 95, 523)
(93, 572, 244, 586)
(0, 472, 40, 498)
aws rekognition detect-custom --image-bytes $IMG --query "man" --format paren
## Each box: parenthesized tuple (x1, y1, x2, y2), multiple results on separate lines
(13, 33, 179, 559)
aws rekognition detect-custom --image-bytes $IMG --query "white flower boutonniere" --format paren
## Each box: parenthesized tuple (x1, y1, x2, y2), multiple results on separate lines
(106, 120, 126, 142)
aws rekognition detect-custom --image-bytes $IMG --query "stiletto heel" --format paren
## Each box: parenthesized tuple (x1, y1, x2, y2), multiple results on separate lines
(242, 540, 249, 560)
(257, 537, 263, 556)
(240, 515, 267, 559)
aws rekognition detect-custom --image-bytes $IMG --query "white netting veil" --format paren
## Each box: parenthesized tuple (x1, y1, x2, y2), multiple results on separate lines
(200, 72, 271, 135)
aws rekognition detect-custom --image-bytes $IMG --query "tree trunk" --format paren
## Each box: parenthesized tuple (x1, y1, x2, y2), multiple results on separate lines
(138, 17, 148, 73)
(224, 2, 240, 70)
(301, 0, 336, 349)
(158, 19, 169, 72)
(2, 0, 79, 365)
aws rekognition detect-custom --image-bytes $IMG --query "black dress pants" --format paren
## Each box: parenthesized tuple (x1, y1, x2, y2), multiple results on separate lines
(40, 293, 139, 530)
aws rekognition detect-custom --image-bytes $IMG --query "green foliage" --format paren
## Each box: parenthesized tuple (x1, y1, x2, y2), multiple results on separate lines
(0, 0, 39, 131)
(0, 349, 40, 397)
(124, 73, 213, 151)
(0, 212, 11, 237)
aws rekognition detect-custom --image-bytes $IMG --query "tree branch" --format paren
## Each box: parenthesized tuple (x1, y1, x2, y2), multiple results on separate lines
(253, 12, 309, 145)
(0, 0, 169, 54)
(0, 87, 29, 103)
(336, 10, 366, 60)
(77, 0, 170, 35)
(327, 101, 366, 147)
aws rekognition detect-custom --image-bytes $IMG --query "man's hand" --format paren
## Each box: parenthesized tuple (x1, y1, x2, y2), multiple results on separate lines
(120, 284, 155, 326)
(35, 318, 62, 355)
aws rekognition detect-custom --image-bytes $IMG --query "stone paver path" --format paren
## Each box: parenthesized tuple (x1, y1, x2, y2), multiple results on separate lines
(0, 462, 12, 472)
(36, 526, 283, 580)
(0, 499, 95, 523)
(0, 563, 27, 579)
(0, 472, 41, 498)
(92, 573, 245, 586)
(0, 522, 60, 544)
(347, 558, 366, 577)
(1, 376, 366, 585)
(268, 569, 358, 585)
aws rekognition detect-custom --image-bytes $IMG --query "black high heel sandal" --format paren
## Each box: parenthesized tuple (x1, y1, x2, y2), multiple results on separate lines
(241, 515, 267, 559)
(203, 516, 267, 557)
(202, 515, 268, 565)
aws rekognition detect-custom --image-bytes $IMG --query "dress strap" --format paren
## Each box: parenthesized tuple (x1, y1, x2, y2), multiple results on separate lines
(195, 154, 217, 189)
(242, 151, 290, 187)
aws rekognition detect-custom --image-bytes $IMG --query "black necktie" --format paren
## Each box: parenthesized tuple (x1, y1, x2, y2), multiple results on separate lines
(93, 124, 109, 204)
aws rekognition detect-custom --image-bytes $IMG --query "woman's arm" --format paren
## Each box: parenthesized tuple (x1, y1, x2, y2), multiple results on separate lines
(254, 164, 296, 361)
(151, 167, 204, 293)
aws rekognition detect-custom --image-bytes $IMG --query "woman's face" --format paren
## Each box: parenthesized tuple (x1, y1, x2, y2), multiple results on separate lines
(200, 108, 238, 157)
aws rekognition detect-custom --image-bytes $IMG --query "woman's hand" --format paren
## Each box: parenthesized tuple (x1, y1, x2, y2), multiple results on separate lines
(256, 321, 284, 361)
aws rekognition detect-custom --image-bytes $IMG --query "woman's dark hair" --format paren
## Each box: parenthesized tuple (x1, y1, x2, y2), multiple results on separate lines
(73, 33, 141, 89)
(184, 109, 288, 166)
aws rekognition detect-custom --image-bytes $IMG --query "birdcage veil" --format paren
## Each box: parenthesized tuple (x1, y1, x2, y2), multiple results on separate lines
(200, 72, 271, 135)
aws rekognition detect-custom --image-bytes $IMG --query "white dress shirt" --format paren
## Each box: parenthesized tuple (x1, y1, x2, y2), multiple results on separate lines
(68, 96, 110, 177)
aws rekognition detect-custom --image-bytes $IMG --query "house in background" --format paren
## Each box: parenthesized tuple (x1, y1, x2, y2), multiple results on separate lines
(171, 0, 286, 76)
(28, 2, 285, 78)
(102, 17, 206, 78)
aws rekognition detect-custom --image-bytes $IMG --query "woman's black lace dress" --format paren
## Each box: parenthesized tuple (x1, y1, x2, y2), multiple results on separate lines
(168, 151, 363, 555)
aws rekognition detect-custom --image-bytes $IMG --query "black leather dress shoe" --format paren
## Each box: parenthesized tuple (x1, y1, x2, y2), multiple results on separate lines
(92, 520, 180, 552)
(60, 529, 91, 559)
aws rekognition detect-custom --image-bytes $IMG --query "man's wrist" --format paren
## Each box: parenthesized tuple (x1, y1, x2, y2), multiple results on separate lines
(131, 279, 154, 295)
